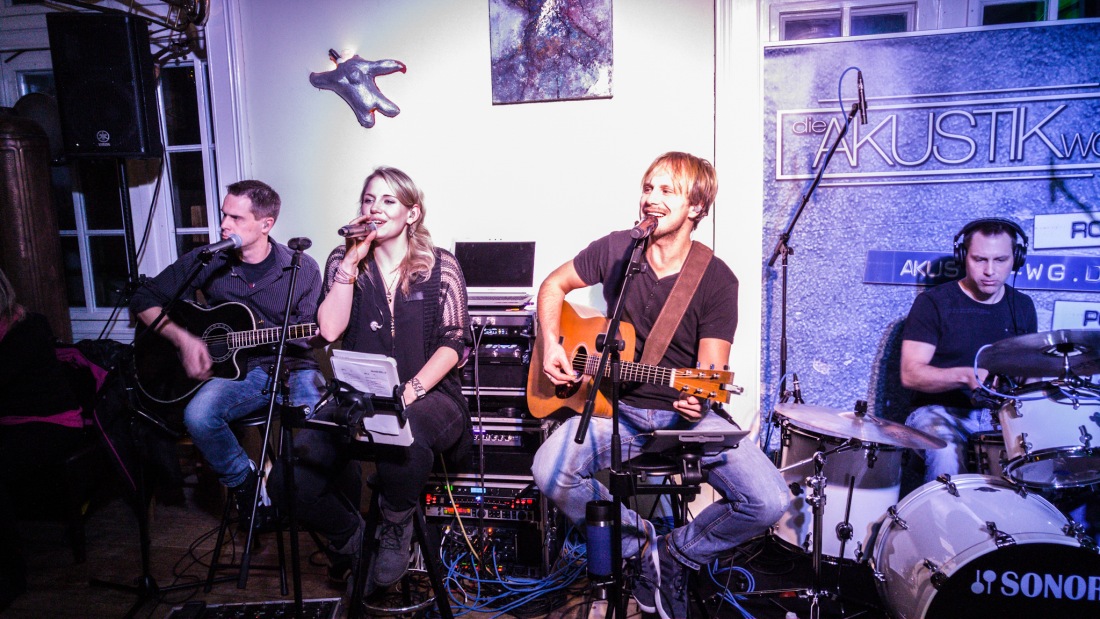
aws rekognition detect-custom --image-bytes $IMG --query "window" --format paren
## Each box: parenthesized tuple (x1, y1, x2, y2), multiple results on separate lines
(46, 56, 218, 338)
(159, 61, 219, 257)
(774, 2, 916, 40)
(973, 0, 1100, 23)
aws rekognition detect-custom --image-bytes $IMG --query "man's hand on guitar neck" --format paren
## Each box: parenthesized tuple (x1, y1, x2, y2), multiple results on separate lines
(673, 394, 707, 422)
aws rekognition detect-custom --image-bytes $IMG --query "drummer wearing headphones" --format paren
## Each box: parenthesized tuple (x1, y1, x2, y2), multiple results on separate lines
(900, 218, 1037, 484)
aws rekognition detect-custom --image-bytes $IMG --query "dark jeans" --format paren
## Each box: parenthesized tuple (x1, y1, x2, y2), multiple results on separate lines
(270, 390, 467, 547)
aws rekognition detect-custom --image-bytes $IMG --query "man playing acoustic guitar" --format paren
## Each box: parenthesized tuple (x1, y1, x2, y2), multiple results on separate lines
(530, 152, 788, 619)
(131, 180, 325, 526)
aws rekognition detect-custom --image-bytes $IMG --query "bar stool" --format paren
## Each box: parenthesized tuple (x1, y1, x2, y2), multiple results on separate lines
(347, 480, 453, 619)
(620, 449, 710, 618)
(203, 408, 289, 593)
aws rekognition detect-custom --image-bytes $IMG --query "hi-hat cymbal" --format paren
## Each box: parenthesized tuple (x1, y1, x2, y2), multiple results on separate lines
(775, 402, 947, 450)
(977, 329, 1100, 377)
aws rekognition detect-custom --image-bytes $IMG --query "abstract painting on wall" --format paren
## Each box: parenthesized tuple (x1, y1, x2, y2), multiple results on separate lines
(489, 0, 613, 104)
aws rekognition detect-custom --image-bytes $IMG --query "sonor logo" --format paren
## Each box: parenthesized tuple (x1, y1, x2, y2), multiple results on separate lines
(971, 569, 1100, 601)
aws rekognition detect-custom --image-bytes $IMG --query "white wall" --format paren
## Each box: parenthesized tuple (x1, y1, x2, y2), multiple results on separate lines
(213, 0, 775, 424)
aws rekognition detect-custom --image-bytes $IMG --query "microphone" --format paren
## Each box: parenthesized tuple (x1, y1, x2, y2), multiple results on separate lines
(338, 221, 378, 238)
(198, 234, 242, 256)
(792, 373, 805, 404)
(857, 70, 868, 125)
(630, 215, 658, 239)
(288, 237, 312, 251)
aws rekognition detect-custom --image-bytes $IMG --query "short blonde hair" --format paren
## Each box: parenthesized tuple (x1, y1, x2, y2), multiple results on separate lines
(642, 152, 718, 228)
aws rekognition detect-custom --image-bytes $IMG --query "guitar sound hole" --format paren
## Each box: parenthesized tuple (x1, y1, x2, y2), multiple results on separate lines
(204, 324, 233, 361)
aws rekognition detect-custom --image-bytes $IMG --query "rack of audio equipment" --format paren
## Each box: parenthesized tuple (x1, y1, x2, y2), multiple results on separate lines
(426, 306, 563, 578)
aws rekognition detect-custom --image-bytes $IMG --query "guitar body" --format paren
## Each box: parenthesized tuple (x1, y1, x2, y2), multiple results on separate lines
(526, 302, 636, 419)
(134, 301, 256, 404)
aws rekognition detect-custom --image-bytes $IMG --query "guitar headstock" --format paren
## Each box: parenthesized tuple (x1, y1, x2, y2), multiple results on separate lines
(673, 365, 742, 404)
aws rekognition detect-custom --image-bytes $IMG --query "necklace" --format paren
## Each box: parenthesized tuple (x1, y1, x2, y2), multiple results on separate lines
(382, 269, 400, 305)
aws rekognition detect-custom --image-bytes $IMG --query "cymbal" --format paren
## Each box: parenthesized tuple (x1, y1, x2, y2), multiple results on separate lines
(977, 329, 1100, 377)
(775, 402, 947, 450)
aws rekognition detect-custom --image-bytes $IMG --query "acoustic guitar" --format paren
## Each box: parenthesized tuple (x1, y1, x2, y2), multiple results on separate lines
(525, 301, 737, 418)
(134, 301, 318, 404)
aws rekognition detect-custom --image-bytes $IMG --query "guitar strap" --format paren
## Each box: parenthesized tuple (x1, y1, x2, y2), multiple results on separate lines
(639, 241, 713, 366)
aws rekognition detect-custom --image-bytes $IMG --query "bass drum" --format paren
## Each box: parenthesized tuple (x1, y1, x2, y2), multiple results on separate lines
(870, 474, 1100, 619)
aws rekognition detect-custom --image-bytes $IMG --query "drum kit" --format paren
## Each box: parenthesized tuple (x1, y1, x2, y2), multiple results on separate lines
(761, 329, 1100, 619)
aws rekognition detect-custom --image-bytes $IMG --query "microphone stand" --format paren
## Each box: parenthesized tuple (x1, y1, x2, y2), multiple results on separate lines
(89, 163, 241, 616)
(573, 233, 650, 619)
(236, 237, 312, 590)
(767, 102, 860, 406)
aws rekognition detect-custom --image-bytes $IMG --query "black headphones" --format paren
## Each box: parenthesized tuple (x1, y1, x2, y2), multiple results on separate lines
(952, 217, 1028, 271)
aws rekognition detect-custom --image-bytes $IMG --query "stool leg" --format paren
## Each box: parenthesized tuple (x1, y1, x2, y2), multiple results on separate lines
(412, 506, 453, 619)
(348, 500, 379, 619)
(205, 497, 234, 592)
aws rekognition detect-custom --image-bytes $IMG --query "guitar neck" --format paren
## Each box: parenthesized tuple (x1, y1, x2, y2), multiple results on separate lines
(576, 353, 673, 388)
(227, 323, 318, 350)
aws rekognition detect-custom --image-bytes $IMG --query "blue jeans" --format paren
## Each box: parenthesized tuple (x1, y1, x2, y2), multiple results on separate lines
(905, 404, 993, 484)
(184, 366, 325, 488)
(531, 404, 789, 570)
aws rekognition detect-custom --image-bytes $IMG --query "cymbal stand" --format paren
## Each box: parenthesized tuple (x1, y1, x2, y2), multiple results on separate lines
(740, 438, 864, 619)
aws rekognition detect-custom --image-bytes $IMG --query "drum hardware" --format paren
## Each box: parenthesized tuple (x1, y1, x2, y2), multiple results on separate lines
(884, 505, 907, 530)
(921, 560, 946, 589)
(742, 438, 870, 619)
(985, 521, 1016, 548)
(935, 473, 959, 497)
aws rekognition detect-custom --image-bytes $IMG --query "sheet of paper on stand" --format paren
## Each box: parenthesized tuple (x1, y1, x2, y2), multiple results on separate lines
(329, 350, 413, 446)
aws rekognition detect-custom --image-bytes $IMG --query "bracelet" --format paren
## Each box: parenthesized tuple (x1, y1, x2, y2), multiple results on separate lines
(333, 264, 358, 285)
(408, 377, 427, 400)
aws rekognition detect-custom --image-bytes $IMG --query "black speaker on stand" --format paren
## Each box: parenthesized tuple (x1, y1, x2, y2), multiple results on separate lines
(46, 12, 162, 159)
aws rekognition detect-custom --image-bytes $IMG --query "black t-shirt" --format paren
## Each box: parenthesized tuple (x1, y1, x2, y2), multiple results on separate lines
(902, 281, 1037, 408)
(572, 230, 738, 410)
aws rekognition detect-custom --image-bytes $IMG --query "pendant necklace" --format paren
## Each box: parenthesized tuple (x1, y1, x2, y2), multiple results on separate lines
(382, 269, 399, 339)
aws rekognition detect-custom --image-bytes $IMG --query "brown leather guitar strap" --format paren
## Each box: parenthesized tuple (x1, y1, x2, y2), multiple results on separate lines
(639, 241, 713, 366)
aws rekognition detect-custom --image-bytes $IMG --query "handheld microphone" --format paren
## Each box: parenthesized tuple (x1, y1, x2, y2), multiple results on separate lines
(630, 215, 658, 239)
(792, 373, 805, 404)
(856, 70, 868, 125)
(337, 222, 378, 238)
(198, 234, 242, 256)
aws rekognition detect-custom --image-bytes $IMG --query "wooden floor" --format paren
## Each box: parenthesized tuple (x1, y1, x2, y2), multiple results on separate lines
(5, 480, 604, 619)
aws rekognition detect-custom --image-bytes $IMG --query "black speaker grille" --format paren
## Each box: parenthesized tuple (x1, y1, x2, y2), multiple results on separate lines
(46, 12, 162, 159)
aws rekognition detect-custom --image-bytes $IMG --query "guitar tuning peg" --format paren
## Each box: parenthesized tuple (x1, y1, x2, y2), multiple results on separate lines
(708, 364, 715, 370)
(695, 362, 701, 368)
(723, 364, 730, 371)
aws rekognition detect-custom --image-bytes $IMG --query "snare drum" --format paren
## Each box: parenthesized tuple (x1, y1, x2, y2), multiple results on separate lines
(998, 391, 1100, 488)
(870, 474, 1100, 619)
(773, 415, 901, 562)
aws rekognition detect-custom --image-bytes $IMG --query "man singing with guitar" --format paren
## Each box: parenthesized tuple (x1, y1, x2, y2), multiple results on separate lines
(530, 152, 788, 619)
(130, 180, 325, 525)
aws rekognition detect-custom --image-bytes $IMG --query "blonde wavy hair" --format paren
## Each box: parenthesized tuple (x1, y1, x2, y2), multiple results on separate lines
(359, 166, 436, 295)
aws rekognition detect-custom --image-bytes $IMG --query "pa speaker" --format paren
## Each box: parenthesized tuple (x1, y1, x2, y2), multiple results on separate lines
(46, 12, 162, 159)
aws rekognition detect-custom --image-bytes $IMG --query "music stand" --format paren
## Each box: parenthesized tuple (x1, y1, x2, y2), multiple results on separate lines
(277, 386, 453, 619)
(643, 430, 749, 457)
